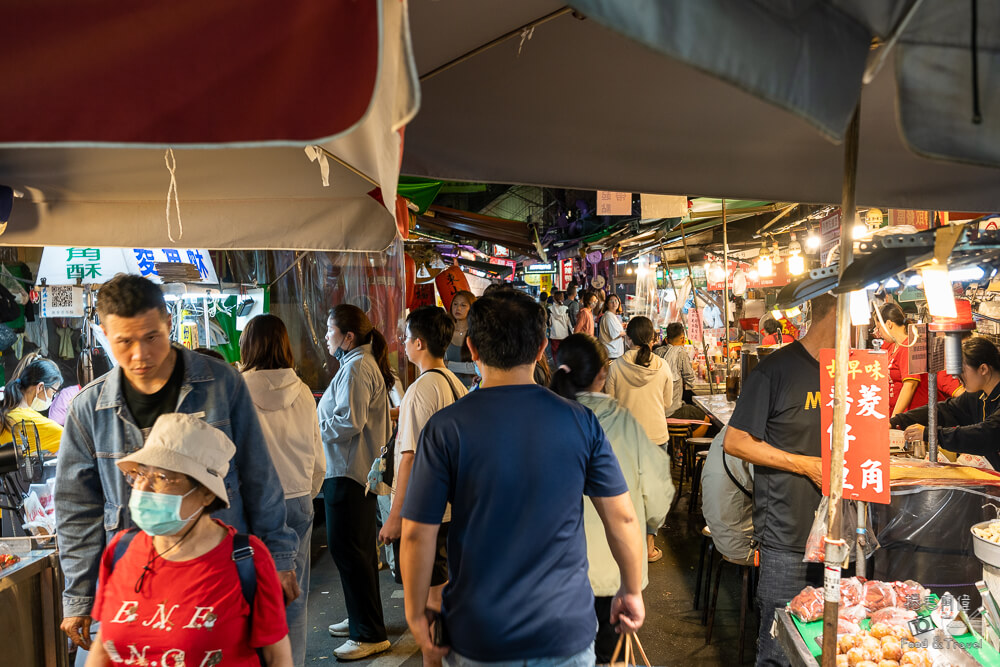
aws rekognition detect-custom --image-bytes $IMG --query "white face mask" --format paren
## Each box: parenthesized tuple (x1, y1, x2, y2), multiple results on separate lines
(30, 387, 54, 412)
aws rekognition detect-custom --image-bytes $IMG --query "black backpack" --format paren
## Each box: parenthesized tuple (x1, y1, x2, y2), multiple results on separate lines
(110, 529, 264, 665)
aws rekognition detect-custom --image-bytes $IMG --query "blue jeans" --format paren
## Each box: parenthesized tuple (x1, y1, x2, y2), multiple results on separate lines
(755, 546, 822, 667)
(443, 643, 595, 667)
(285, 495, 315, 667)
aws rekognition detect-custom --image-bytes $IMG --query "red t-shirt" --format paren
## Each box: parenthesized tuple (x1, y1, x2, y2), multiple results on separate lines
(937, 370, 964, 402)
(885, 342, 928, 413)
(761, 333, 795, 346)
(92, 521, 288, 666)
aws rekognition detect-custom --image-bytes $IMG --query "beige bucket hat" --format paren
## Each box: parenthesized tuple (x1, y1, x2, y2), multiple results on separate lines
(117, 413, 236, 507)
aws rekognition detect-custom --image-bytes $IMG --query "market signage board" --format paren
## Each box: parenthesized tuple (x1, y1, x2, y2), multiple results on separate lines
(488, 257, 516, 282)
(907, 324, 928, 375)
(524, 262, 555, 275)
(888, 209, 931, 230)
(37, 247, 219, 286)
(597, 191, 632, 216)
(819, 348, 891, 505)
(559, 259, 574, 290)
(38, 285, 85, 318)
(639, 194, 687, 219)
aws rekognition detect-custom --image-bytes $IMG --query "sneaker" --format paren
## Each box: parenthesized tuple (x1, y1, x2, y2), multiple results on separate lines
(328, 619, 350, 637)
(333, 639, 391, 660)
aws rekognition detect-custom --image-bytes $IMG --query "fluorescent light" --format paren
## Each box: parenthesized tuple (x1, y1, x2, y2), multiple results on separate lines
(922, 265, 957, 317)
(850, 290, 870, 325)
(885, 278, 900, 289)
(949, 266, 985, 282)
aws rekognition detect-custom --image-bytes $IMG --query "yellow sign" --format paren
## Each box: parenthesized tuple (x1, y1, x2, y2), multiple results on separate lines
(866, 209, 884, 226)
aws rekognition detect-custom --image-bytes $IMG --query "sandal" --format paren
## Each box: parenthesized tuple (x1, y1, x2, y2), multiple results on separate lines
(647, 546, 663, 563)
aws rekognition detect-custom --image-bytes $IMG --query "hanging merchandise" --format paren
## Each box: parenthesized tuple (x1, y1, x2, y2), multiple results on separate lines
(13, 333, 24, 359)
(23, 318, 49, 358)
(56, 326, 75, 359)
(435, 263, 470, 312)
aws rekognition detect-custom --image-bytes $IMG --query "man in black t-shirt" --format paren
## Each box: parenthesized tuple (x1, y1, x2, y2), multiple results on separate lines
(724, 294, 836, 667)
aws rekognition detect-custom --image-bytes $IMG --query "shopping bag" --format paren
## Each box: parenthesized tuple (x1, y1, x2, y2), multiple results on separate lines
(610, 632, 651, 667)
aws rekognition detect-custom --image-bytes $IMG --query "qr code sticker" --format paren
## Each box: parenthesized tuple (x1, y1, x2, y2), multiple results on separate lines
(48, 287, 74, 308)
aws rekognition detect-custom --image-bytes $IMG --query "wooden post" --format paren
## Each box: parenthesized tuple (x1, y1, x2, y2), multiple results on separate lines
(820, 105, 861, 667)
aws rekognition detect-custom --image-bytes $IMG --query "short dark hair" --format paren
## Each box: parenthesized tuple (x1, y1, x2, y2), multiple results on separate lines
(97, 274, 167, 319)
(239, 314, 295, 371)
(194, 347, 226, 361)
(762, 319, 780, 335)
(666, 322, 685, 342)
(964, 336, 1000, 372)
(406, 306, 454, 359)
(810, 293, 838, 323)
(468, 291, 546, 370)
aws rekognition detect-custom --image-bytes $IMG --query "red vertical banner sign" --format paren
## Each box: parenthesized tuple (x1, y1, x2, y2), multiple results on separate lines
(820, 349, 892, 504)
(560, 259, 574, 290)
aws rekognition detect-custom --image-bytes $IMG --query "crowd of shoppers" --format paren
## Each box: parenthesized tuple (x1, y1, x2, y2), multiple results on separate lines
(49, 274, 715, 666)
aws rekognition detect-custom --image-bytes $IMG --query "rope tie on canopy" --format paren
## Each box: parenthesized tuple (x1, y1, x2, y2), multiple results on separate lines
(164, 148, 183, 242)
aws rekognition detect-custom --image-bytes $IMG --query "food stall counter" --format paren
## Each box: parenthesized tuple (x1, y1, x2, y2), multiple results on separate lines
(693, 394, 735, 427)
(0, 547, 68, 667)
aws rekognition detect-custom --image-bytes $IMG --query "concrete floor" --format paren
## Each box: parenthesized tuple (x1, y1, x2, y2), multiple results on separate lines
(305, 476, 757, 666)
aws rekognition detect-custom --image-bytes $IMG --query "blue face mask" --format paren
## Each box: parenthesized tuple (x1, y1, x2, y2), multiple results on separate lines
(334, 346, 346, 361)
(129, 488, 201, 536)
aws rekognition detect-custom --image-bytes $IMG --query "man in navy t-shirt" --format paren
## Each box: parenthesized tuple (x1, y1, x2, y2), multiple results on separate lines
(401, 290, 645, 665)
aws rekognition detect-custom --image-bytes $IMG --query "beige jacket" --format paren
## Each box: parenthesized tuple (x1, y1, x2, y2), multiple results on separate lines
(605, 349, 675, 445)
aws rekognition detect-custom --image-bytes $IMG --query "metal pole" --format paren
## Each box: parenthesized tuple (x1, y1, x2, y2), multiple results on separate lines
(856, 501, 867, 579)
(928, 370, 938, 461)
(722, 199, 730, 377)
(821, 104, 861, 667)
(678, 221, 718, 395)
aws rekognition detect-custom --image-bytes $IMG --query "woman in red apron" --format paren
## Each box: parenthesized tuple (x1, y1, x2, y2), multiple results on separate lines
(875, 303, 927, 416)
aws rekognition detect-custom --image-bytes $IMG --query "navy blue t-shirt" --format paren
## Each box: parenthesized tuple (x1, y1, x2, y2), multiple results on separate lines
(403, 384, 628, 661)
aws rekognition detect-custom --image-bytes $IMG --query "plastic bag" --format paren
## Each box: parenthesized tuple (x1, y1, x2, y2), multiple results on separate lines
(863, 579, 897, 612)
(840, 577, 865, 607)
(803, 496, 881, 563)
(789, 586, 824, 623)
(870, 606, 917, 626)
(839, 604, 868, 623)
(893, 580, 930, 611)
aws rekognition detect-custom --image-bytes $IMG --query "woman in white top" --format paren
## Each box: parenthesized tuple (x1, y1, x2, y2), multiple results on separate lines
(241, 314, 325, 667)
(598, 293, 626, 359)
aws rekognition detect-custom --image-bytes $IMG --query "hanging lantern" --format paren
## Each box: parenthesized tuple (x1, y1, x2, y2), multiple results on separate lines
(404, 253, 416, 309)
(435, 263, 470, 312)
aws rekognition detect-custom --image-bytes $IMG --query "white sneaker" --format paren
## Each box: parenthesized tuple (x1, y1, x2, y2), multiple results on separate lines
(328, 618, 350, 637)
(333, 639, 391, 660)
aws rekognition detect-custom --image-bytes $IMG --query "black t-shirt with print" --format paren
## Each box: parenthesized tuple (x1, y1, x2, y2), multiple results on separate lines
(728, 340, 822, 552)
(122, 352, 185, 435)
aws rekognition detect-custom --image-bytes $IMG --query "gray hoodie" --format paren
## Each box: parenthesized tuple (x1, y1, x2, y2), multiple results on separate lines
(244, 368, 326, 499)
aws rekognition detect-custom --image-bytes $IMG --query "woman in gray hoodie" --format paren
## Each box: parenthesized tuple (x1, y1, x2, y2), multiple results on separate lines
(241, 315, 325, 667)
(551, 334, 674, 663)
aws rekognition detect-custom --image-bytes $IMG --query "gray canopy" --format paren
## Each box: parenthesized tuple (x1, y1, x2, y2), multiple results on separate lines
(403, 0, 1000, 211)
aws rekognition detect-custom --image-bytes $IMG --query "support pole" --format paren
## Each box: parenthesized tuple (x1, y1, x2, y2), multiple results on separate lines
(821, 104, 861, 667)
(722, 199, 730, 377)
(679, 221, 718, 395)
(856, 501, 867, 579)
(928, 369, 938, 462)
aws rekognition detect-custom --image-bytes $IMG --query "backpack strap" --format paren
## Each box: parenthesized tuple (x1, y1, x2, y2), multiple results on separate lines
(232, 533, 265, 666)
(110, 528, 140, 570)
(424, 369, 462, 402)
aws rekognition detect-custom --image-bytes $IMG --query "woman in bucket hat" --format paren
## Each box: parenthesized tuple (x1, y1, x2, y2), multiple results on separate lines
(84, 413, 293, 666)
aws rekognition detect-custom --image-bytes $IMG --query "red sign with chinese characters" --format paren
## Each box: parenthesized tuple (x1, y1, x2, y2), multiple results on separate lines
(560, 259, 574, 290)
(819, 349, 891, 504)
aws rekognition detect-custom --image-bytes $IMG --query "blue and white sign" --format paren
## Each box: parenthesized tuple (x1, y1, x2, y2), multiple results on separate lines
(37, 247, 219, 286)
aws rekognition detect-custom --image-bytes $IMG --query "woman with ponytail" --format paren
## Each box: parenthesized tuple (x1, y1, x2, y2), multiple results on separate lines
(0, 357, 63, 455)
(874, 302, 927, 415)
(605, 316, 675, 449)
(550, 334, 673, 661)
(317, 304, 392, 660)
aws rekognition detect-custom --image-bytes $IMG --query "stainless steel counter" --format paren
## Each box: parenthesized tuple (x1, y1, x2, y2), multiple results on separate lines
(693, 394, 736, 426)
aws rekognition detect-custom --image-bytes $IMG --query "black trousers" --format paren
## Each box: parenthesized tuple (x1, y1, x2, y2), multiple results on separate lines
(594, 596, 618, 663)
(323, 477, 387, 643)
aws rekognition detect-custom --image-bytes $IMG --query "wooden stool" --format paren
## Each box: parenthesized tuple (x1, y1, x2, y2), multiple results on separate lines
(705, 553, 757, 664)
(667, 423, 691, 470)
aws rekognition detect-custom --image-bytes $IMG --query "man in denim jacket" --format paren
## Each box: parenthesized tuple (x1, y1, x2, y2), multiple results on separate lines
(55, 274, 298, 652)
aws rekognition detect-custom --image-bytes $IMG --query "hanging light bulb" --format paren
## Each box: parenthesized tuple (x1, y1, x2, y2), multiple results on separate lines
(852, 223, 868, 240)
(710, 260, 726, 284)
(787, 233, 805, 276)
(805, 228, 821, 252)
(757, 242, 774, 278)
(626, 266, 633, 275)
(922, 265, 957, 317)
(850, 290, 871, 325)
(771, 239, 783, 264)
